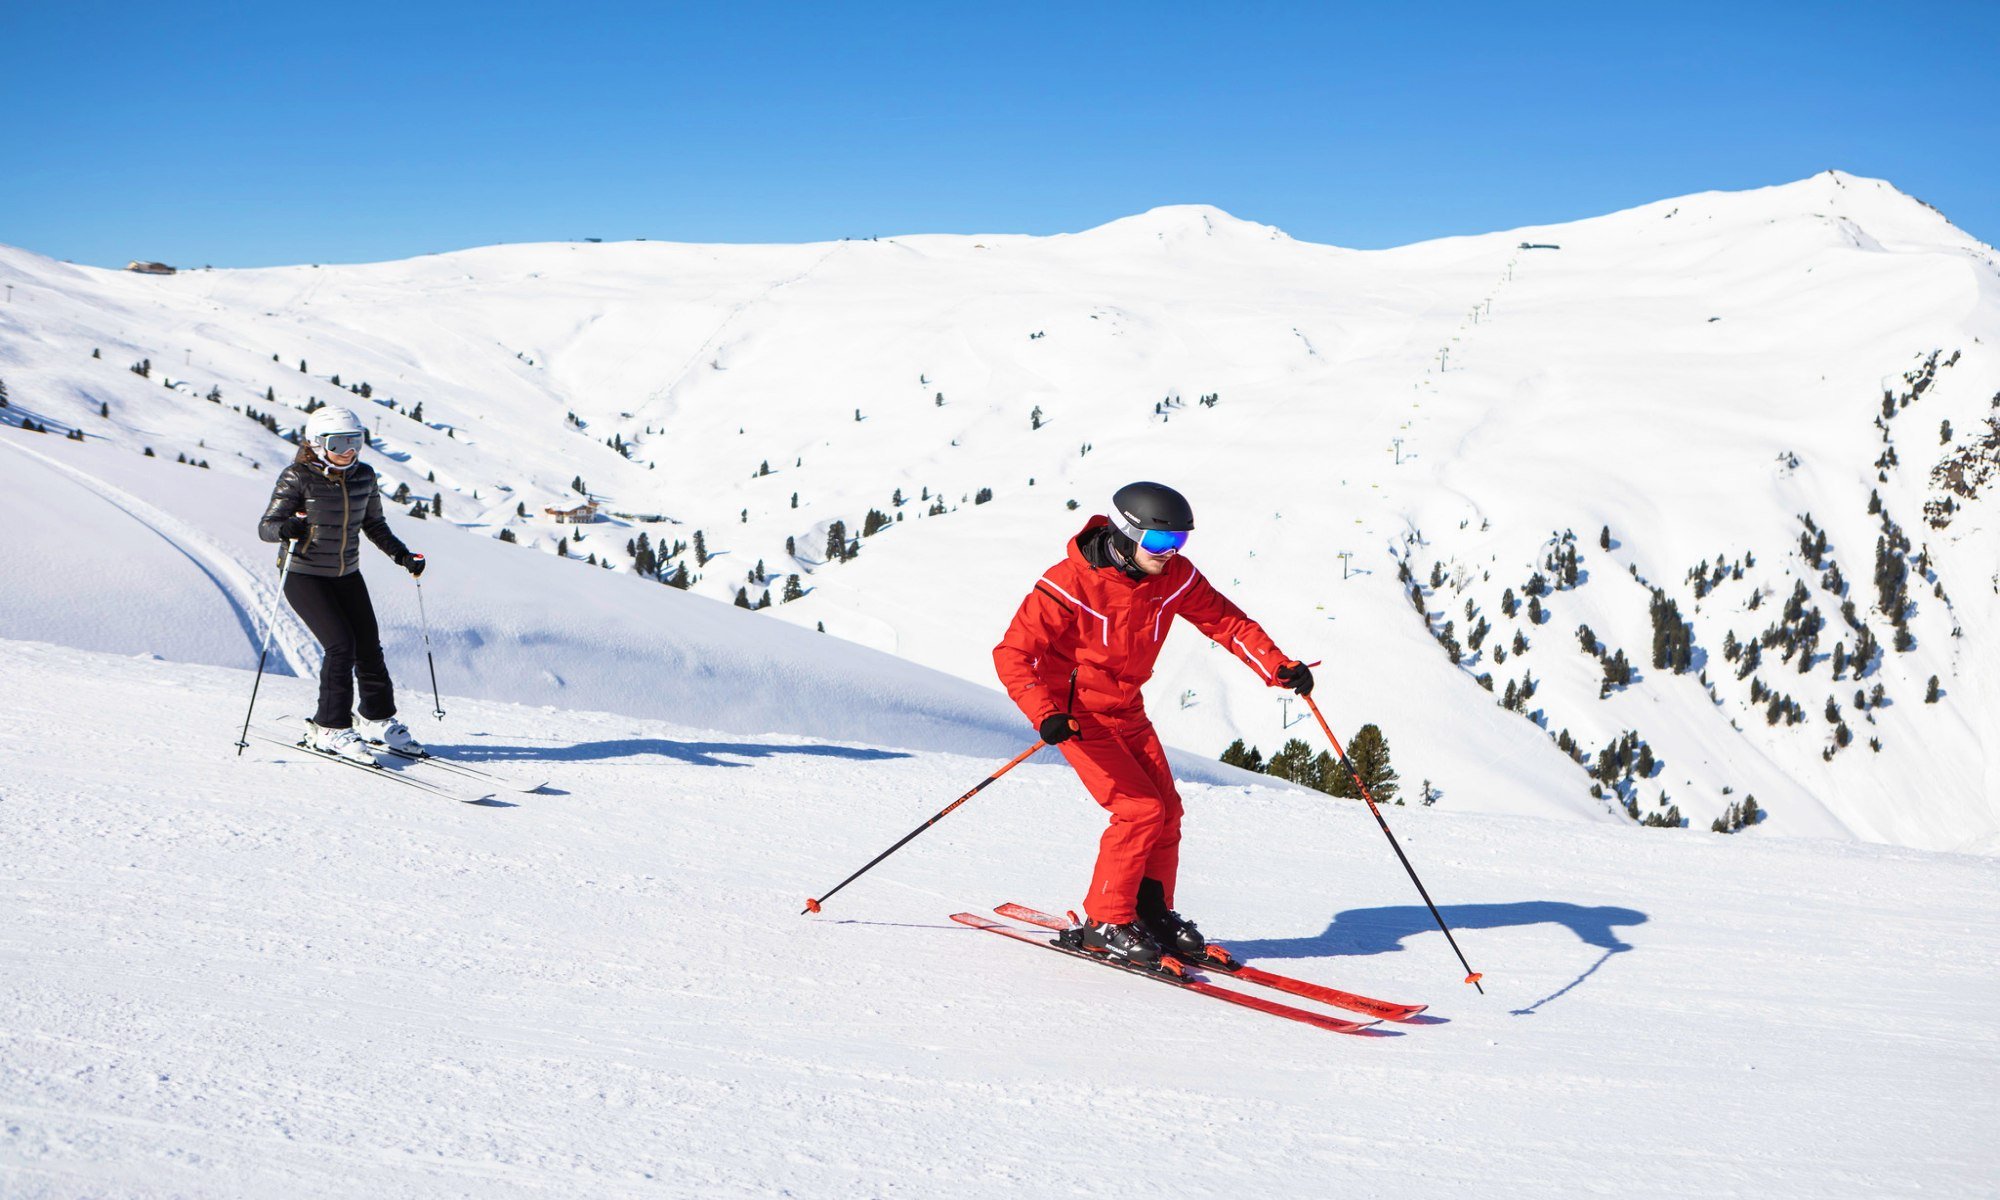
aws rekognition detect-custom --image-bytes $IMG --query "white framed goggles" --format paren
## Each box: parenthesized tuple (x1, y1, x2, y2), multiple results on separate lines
(316, 431, 365, 455)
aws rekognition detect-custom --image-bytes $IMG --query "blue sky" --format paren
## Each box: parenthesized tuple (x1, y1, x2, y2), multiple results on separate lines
(3, 2, 1994, 267)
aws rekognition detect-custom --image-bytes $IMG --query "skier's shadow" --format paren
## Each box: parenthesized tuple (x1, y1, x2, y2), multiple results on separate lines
(432, 737, 913, 770)
(1223, 901, 1648, 1015)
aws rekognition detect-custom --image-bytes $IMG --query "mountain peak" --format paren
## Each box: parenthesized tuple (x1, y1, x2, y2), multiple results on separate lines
(1072, 204, 1292, 245)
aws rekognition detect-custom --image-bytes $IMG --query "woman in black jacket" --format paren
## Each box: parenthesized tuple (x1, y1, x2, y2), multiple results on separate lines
(258, 406, 426, 762)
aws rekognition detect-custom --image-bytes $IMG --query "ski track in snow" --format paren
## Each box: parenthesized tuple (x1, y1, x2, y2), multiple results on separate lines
(0, 436, 317, 676)
(0, 640, 1995, 1199)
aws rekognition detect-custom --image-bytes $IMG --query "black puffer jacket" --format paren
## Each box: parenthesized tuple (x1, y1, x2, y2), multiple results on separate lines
(258, 457, 411, 577)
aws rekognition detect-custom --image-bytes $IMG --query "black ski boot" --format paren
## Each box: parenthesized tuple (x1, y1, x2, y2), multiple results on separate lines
(1065, 919, 1162, 967)
(1137, 878, 1208, 960)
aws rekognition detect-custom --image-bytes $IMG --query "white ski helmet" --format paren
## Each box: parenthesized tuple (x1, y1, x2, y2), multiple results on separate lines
(303, 406, 367, 461)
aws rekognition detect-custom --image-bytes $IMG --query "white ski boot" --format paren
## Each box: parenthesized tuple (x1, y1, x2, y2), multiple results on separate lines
(357, 715, 423, 755)
(306, 720, 379, 764)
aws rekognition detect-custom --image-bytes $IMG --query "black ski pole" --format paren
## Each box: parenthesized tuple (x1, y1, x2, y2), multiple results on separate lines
(411, 569, 445, 720)
(1304, 691, 1485, 994)
(803, 739, 1044, 914)
(800, 672, 1080, 916)
(235, 540, 296, 756)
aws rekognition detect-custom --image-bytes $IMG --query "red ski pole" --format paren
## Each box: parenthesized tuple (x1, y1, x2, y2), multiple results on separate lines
(1304, 692, 1486, 994)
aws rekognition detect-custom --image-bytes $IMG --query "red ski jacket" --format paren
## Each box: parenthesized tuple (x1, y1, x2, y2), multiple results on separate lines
(994, 516, 1294, 726)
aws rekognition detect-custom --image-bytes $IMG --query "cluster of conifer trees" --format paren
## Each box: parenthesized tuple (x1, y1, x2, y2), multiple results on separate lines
(1220, 724, 1400, 804)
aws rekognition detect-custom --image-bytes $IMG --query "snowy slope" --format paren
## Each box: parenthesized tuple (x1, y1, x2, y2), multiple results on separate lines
(2, 170, 1996, 851)
(0, 432, 1042, 764)
(1, 640, 1995, 1199)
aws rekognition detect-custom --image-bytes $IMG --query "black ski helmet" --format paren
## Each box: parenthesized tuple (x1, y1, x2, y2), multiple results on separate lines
(1109, 481, 1194, 543)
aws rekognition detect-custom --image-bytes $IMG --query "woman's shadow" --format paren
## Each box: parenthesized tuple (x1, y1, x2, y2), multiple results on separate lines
(1222, 900, 1648, 1016)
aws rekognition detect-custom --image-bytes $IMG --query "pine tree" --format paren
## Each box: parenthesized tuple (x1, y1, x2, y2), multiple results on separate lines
(734, 587, 751, 609)
(1265, 738, 1317, 786)
(693, 530, 709, 565)
(1309, 751, 1343, 796)
(1925, 675, 1940, 703)
(1219, 739, 1264, 773)
(1434, 620, 1462, 664)
(782, 574, 804, 603)
(432, 492, 443, 517)
(497, 528, 517, 543)
(557, 536, 569, 557)
(1344, 724, 1398, 803)
(665, 562, 690, 589)
(824, 519, 848, 562)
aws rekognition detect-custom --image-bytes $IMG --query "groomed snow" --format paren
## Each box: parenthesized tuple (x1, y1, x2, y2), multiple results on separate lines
(0, 640, 1994, 1198)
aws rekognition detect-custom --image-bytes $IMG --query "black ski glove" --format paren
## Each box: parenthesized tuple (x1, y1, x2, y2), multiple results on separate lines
(279, 515, 310, 542)
(1039, 712, 1080, 745)
(402, 552, 426, 578)
(1276, 661, 1314, 696)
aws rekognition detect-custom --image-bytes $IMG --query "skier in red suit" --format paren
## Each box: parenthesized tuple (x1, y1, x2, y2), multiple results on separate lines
(993, 482, 1314, 966)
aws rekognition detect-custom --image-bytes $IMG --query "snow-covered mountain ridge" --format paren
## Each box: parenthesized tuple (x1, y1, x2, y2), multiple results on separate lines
(1, 170, 1995, 849)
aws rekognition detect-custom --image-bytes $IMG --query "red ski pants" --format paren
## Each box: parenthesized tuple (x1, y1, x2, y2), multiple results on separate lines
(1059, 716, 1183, 924)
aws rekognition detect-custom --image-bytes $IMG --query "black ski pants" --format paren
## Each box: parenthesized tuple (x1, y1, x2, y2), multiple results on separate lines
(284, 571, 396, 728)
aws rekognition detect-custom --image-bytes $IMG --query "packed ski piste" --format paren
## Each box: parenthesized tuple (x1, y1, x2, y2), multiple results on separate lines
(244, 426, 1467, 1029)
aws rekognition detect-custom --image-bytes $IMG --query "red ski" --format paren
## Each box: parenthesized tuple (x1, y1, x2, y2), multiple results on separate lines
(951, 912, 1379, 1036)
(994, 903, 1427, 1023)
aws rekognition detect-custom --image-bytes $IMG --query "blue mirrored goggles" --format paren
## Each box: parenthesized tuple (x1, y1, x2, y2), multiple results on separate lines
(1135, 527, 1190, 556)
(316, 431, 365, 455)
